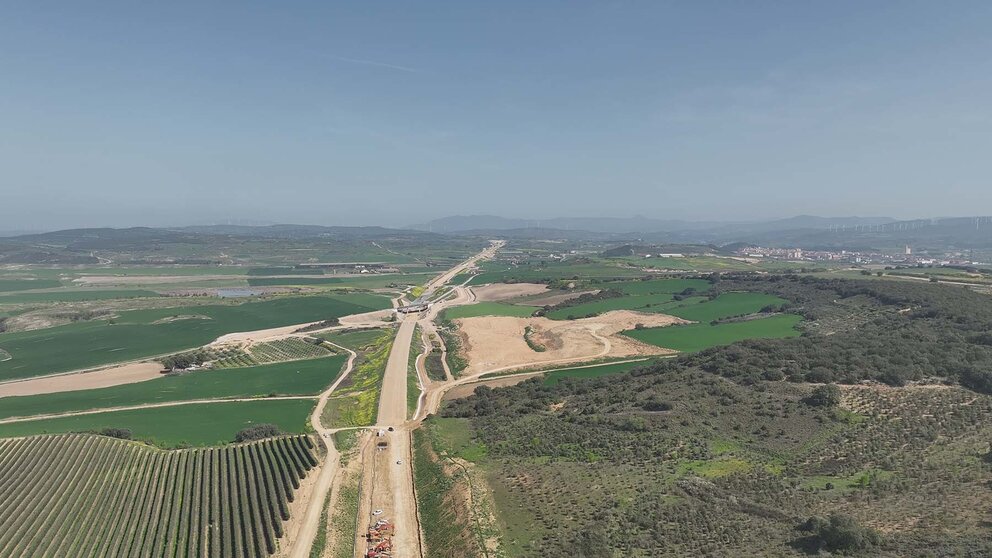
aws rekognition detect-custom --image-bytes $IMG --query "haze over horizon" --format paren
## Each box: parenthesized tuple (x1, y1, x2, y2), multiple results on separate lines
(3, 2, 992, 229)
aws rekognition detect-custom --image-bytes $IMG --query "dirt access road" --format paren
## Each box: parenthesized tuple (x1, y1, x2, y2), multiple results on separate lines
(283, 341, 358, 558)
(356, 240, 502, 558)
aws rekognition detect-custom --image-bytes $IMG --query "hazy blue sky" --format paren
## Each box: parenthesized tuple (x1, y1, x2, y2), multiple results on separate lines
(2, 2, 991, 229)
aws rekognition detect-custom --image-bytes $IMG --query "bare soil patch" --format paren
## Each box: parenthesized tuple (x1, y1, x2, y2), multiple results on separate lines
(471, 283, 548, 302)
(339, 308, 395, 327)
(212, 323, 321, 345)
(275, 440, 325, 557)
(0, 361, 163, 397)
(151, 314, 211, 324)
(454, 310, 683, 376)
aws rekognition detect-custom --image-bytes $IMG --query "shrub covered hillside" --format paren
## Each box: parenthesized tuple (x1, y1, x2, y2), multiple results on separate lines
(438, 276, 992, 556)
(442, 369, 992, 557)
(690, 275, 992, 391)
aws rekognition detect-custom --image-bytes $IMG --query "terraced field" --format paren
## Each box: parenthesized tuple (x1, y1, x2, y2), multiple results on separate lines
(0, 433, 318, 557)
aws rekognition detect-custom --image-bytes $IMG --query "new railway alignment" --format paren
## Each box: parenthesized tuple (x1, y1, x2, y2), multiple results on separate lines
(351, 241, 501, 558)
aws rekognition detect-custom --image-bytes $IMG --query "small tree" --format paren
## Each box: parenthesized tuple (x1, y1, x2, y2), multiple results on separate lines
(234, 423, 282, 442)
(804, 384, 842, 407)
(99, 428, 132, 440)
(799, 514, 880, 553)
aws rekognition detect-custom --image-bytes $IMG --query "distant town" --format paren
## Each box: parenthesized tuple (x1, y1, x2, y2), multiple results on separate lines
(734, 245, 985, 267)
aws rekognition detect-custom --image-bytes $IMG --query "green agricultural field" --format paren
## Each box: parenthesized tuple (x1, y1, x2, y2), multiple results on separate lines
(543, 278, 717, 319)
(0, 289, 162, 304)
(624, 314, 802, 353)
(609, 278, 713, 295)
(65, 266, 251, 277)
(0, 399, 315, 447)
(0, 279, 62, 292)
(0, 433, 316, 557)
(542, 359, 653, 386)
(246, 266, 325, 275)
(0, 293, 389, 381)
(247, 275, 426, 289)
(545, 293, 675, 320)
(443, 302, 539, 319)
(667, 292, 788, 322)
(0, 355, 347, 421)
(467, 261, 644, 285)
(319, 327, 392, 351)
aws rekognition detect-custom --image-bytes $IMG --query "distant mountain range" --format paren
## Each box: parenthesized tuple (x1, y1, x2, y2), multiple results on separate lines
(411, 214, 992, 252)
(409, 215, 729, 234)
(3, 216, 990, 265)
(409, 214, 896, 235)
(0, 225, 444, 264)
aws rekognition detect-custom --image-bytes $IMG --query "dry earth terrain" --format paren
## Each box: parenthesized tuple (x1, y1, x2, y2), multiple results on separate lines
(0, 361, 163, 397)
(455, 310, 683, 376)
(470, 282, 549, 301)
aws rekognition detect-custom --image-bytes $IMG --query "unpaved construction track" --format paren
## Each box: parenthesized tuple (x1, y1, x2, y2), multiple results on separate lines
(355, 241, 501, 558)
(285, 342, 357, 558)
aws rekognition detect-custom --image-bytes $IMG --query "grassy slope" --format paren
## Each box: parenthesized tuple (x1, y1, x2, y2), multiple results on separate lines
(0, 354, 347, 421)
(625, 314, 803, 353)
(467, 261, 645, 285)
(439, 368, 992, 556)
(247, 275, 426, 289)
(610, 278, 712, 295)
(0, 279, 62, 292)
(545, 294, 674, 319)
(0, 293, 389, 381)
(319, 327, 392, 350)
(413, 426, 480, 556)
(542, 360, 653, 386)
(321, 330, 394, 428)
(443, 302, 538, 319)
(0, 289, 162, 304)
(0, 399, 314, 447)
(544, 278, 712, 320)
(667, 292, 788, 322)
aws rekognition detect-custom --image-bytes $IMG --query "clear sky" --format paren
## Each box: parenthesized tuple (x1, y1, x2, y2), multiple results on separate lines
(2, 1, 991, 229)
